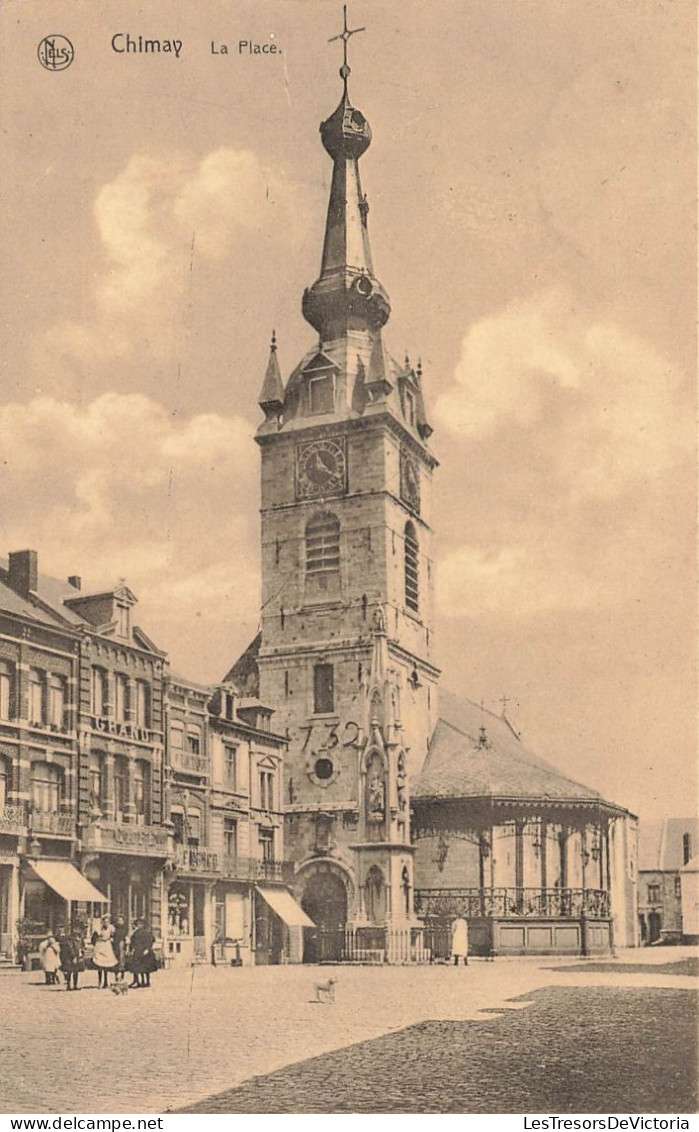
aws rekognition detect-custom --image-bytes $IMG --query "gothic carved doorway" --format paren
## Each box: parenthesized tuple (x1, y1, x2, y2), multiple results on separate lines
(300, 870, 348, 963)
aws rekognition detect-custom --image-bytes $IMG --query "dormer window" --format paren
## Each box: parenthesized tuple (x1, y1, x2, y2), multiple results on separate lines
(116, 603, 130, 638)
(308, 372, 335, 415)
(404, 387, 415, 425)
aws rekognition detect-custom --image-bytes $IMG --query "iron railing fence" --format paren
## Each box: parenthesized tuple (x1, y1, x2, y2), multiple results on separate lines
(414, 887, 610, 920)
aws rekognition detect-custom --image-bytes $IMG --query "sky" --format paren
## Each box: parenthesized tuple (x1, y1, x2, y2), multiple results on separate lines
(0, 0, 695, 821)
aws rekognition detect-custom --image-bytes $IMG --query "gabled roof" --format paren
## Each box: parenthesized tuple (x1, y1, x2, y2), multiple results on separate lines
(638, 818, 698, 872)
(0, 574, 76, 630)
(414, 689, 627, 811)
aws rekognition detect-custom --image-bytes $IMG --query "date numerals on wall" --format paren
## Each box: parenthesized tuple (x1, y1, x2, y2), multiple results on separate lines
(299, 720, 361, 752)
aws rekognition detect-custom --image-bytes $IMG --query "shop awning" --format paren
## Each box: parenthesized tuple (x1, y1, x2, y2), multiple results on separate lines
(29, 860, 108, 904)
(256, 885, 315, 927)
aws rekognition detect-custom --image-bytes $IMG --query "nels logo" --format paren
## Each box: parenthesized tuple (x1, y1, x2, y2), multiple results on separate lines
(37, 35, 74, 71)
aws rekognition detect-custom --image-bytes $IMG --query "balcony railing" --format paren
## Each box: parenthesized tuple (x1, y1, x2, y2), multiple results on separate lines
(170, 750, 209, 776)
(0, 802, 27, 833)
(414, 886, 610, 920)
(220, 855, 295, 884)
(30, 810, 77, 837)
(172, 845, 219, 873)
(82, 819, 170, 856)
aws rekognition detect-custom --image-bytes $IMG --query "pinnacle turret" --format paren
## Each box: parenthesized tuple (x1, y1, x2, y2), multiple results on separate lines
(258, 330, 284, 419)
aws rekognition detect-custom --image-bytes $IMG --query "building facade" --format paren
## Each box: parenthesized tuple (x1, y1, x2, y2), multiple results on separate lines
(163, 673, 294, 967)
(0, 551, 300, 967)
(638, 818, 697, 944)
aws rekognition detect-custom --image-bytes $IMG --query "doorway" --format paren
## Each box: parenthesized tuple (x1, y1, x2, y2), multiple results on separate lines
(300, 870, 348, 962)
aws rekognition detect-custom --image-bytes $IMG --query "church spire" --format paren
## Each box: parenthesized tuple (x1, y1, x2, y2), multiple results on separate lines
(302, 7, 391, 342)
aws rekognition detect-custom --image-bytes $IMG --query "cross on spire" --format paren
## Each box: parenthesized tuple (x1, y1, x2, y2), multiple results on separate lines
(500, 693, 510, 718)
(328, 4, 366, 95)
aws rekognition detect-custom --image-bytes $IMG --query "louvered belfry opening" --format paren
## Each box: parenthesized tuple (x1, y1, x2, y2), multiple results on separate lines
(306, 512, 340, 577)
(404, 521, 419, 612)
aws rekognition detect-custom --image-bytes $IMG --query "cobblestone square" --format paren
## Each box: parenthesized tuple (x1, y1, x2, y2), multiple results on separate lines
(1, 947, 696, 1114)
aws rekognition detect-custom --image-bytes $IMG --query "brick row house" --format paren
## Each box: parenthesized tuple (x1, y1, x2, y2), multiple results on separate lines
(0, 550, 302, 968)
(164, 673, 294, 967)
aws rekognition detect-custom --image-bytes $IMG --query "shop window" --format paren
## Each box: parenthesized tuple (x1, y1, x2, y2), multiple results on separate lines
(258, 827, 274, 862)
(313, 663, 334, 714)
(48, 674, 66, 729)
(91, 667, 108, 717)
(168, 883, 190, 937)
(135, 681, 150, 728)
(31, 761, 61, 812)
(404, 522, 419, 612)
(113, 756, 128, 822)
(114, 674, 129, 723)
(28, 669, 45, 726)
(224, 745, 237, 790)
(224, 818, 238, 859)
(306, 512, 340, 577)
(0, 661, 14, 720)
(214, 893, 226, 941)
(133, 760, 151, 826)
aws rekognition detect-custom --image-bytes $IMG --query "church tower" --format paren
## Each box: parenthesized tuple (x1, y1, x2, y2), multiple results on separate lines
(255, 12, 439, 949)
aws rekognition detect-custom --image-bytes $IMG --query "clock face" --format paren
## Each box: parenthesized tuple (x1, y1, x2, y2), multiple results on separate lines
(400, 450, 421, 514)
(296, 438, 347, 499)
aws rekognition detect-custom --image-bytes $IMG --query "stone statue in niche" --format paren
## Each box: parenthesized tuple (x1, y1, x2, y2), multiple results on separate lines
(368, 772, 385, 821)
(397, 752, 407, 812)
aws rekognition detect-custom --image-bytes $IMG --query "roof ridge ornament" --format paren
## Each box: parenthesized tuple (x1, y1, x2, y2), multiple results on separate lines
(328, 4, 366, 98)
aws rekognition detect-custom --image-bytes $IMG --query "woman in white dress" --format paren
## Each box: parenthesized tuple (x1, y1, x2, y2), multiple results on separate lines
(91, 915, 117, 988)
(451, 916, 469, 966)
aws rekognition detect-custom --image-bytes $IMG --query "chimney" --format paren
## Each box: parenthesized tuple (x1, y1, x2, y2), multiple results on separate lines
(67, 575, 82, 590)
(8, 550, 38, 596)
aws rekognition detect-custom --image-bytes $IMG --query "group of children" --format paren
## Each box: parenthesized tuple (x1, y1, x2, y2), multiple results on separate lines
(38, 914, 158, 991)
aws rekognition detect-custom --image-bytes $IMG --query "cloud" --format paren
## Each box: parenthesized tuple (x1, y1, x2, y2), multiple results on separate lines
(433, 290, 694, 618)
(435, 290, 692, 497)
(31, 147, 301, 385)
(0, 393, 260, 664)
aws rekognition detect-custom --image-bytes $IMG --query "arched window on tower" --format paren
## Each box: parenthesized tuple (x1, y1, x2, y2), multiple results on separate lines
(305, 512, 341, 600)
(404, 521, 419, 612)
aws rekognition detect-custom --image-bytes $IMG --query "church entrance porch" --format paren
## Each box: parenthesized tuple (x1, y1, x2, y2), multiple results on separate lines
(300, 869, 347, 963)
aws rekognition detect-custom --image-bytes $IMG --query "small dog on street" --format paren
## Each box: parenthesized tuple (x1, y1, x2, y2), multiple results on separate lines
(313, 977, 337, 1003)
(110, 982, 129, 996)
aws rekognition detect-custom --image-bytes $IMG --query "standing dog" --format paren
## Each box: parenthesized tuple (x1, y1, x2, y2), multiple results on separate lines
(314, 976, 337, 1003)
